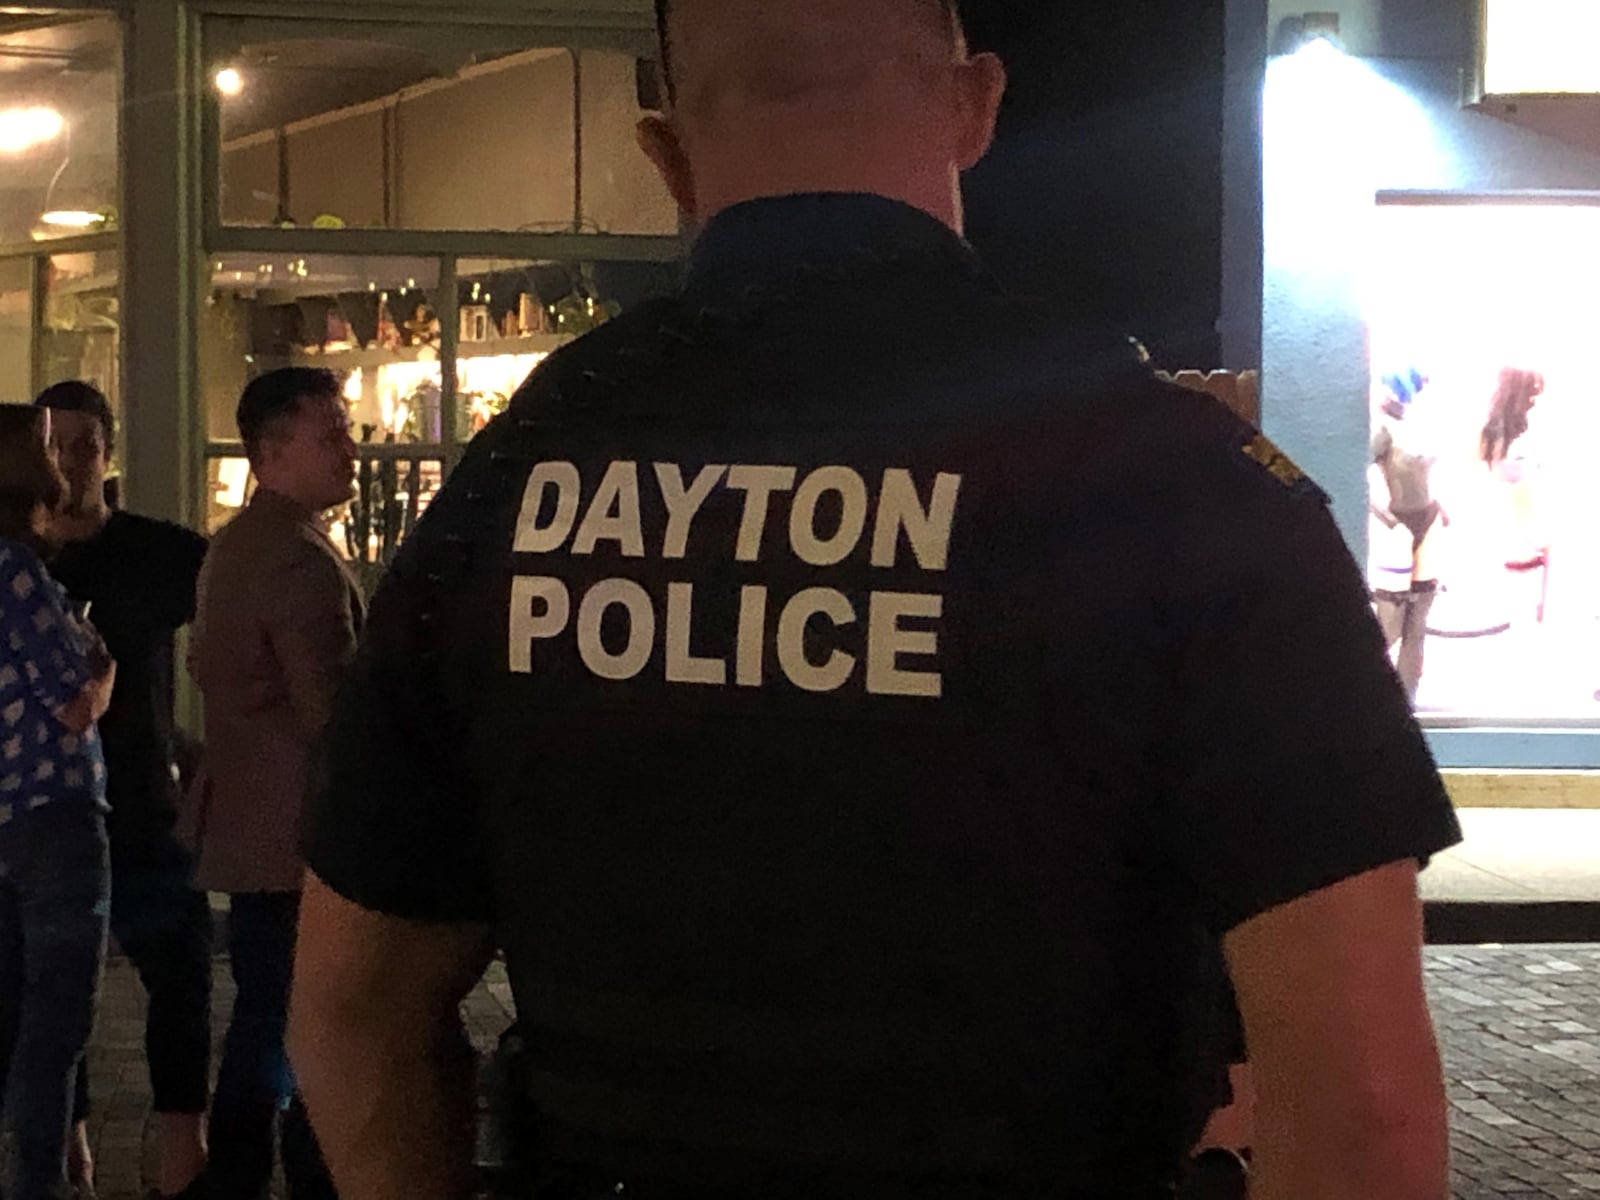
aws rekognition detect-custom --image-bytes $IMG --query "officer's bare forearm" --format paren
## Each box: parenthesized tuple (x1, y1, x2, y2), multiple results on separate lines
(1247, 1085, 1449, 1200)
(290, 1006, 477, 1200)
(290, 875, 491, 1200)
(1227, 863, 1450, 1200)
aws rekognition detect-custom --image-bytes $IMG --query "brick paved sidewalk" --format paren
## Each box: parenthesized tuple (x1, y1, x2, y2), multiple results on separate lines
(38, 948, 1600, 1198)
(1435, 947, 1600, 1198)
(72, 959, 515, 1199)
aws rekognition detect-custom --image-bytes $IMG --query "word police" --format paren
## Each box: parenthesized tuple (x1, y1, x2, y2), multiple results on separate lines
(509, 462, 961, 698)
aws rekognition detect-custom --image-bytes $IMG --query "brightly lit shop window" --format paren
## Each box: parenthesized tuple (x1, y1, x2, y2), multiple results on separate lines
(1366, 202, 1600, 721)
(1483, 0, 1600, 95)
(205, 17, 675, 236)
(200, 252, 677, 585)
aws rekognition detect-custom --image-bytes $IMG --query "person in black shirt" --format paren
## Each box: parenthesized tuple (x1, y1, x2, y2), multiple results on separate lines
(34, 382, 213, 1200)
(290, 3, 1461, 1198)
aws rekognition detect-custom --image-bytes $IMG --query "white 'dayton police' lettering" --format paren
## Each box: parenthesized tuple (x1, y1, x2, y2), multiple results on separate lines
(508, 462, 961, 698)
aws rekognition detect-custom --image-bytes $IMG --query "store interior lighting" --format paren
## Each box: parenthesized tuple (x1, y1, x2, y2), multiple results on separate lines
(214, 67, 244, 97)
(0, 106, 64, 154)
(39, 208, 106, 229)
(1485, 0, 1600, 94)
(39, 136, 109, 230)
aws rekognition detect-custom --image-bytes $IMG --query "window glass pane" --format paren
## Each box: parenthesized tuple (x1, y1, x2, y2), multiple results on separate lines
(203, 254, 442, 444)
(336, 452, 445, 585)
(1366, 203, 1600, 721)
(0, 258, 30, 401)
(1485, 0, 1600, 95)
(454, 256, 678, 439)
(41, 248, 119, 410)
(204, 454, 256, 535)
(209, 20, 675, 235)
(0, 12, 121, 243)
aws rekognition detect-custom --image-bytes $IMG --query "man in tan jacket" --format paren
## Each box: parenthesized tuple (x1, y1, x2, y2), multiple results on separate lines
(189, 366, 360, 1200)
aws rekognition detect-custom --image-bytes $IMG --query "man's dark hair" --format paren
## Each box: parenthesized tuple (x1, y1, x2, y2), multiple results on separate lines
(0, 404, 65, 548)
(653, 0, 962, 99)
(237, 367, 342, 462)
(34, 380, 115, 453)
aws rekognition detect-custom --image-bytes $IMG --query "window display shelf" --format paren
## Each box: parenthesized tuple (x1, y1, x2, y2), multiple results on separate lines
(48, 271, 120, 299)
(258, 331, 574, 372)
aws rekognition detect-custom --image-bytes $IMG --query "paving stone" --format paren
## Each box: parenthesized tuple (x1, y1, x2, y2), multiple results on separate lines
(8, 947, 1600, 1198)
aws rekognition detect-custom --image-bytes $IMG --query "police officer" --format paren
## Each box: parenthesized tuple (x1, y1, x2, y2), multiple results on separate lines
(289, 3, 1461, 1199)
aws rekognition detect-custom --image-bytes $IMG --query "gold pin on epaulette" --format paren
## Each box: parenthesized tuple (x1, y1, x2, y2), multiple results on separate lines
(1239, 431, 1325, 501)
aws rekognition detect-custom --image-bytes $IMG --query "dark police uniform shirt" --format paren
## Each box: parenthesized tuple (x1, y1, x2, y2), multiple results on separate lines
(53, 512, 207, 870)
(307, 194, 1461, 1198)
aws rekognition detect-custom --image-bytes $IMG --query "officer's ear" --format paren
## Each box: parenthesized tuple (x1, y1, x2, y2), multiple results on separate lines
(636, 115, 697, 218)
(951, 51, 1007, 171)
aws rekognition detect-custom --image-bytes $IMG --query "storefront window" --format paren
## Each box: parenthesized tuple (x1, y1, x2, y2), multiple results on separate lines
(336, 452, 446, 579)
(202, 249, 676, 583)
(203, 254, 441, 443)
(0, 12, 122, 244)
(1366, 202, 1600, 721)
(453, 256, 678, 439)
(204, 455, 254, 535)
(40, 249, 119, 408)
(0, 258, 30, 401)
(207, 19, 675, 236)
(1483, 0, 1600, 95)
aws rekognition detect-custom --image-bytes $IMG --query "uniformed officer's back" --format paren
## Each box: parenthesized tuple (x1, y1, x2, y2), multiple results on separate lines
(437, 201, 1221, 1194)
(291, 4, 1460, 1200)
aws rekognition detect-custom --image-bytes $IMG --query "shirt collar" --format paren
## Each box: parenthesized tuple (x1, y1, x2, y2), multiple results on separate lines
(682, 193, 985, 301)
(249, 487, 317, 527)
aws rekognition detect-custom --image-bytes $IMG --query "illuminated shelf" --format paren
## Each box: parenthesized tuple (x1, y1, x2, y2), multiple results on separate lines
(259, 332, 575, 372)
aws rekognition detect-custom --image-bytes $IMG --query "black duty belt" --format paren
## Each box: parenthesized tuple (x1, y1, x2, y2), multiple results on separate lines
(508, 982, 1019, 1174)
(503, 1165, 1179, 1200)
(523, 1069, 1020, 1174)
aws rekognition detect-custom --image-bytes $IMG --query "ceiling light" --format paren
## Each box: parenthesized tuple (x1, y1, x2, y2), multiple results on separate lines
(214, 67, 244, 97)
(40, 210, 108, 229)
(0, 106, 64, 154)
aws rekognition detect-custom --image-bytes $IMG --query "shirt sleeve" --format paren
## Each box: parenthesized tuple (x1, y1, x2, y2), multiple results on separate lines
(1157, 407, 1461, 935)
(156, 523, 208, 628)
(0, 550, 92, 718)
(303, 463, 495, 925)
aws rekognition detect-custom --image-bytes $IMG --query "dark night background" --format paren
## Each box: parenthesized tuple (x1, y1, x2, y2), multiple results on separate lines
(959, 0, 1230, 370)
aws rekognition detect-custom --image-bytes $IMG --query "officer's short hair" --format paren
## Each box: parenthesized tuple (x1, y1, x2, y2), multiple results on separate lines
(34, 380, 115, 454)
(237, 367, 342, 464)
(653, 0, 963, 101)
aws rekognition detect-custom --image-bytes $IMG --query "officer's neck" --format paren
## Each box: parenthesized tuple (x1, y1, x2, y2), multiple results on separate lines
(691, 155, 965, 237)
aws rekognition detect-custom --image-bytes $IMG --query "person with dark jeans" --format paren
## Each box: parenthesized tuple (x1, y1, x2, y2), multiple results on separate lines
(29, 381, 214, 1200)
(0, 404, 117, 1200)
(0, 864, 212, 1189)
(187, 369, 361, 1200)
(208, 894, 328, 1200)
(0, 805, 111, 1200)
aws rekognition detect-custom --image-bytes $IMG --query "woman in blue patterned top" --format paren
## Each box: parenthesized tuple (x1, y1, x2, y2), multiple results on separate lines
(0, 404, 116, 1200)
